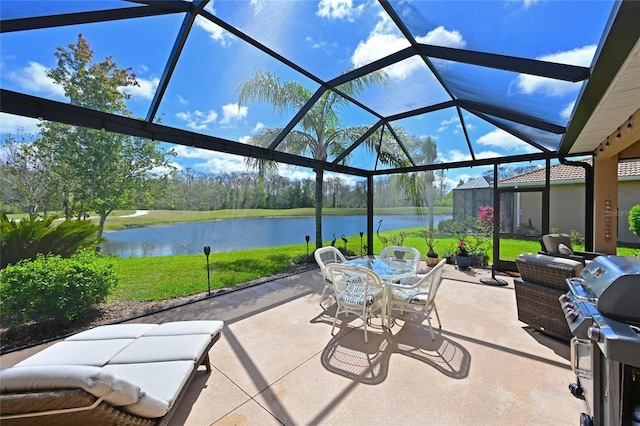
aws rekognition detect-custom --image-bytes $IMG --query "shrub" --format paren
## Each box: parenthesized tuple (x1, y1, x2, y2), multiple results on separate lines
(630, 204, 640, 240)
(438, 218, 454, 233)
(570, 229, 584, 246)
(0, 214, 104, 269)
(0, 250, 117, 324)
(292, 253, 315, 265)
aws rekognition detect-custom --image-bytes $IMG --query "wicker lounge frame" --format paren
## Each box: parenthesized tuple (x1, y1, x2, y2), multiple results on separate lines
(0, 324, 221, 426)
(514, 254, 584, 340)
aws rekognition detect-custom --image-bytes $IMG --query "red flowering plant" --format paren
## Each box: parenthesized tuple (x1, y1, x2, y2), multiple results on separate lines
(455, 240, 470, 257)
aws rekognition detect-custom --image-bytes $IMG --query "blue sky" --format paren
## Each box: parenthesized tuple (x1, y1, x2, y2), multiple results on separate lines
(0, 0, 614, 188)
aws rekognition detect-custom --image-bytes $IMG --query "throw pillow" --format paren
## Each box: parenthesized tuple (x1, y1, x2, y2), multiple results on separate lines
(558, 243, 573, 255)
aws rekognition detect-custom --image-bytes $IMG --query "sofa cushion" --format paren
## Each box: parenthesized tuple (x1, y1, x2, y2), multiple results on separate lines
(107, 334, 212, 365)
(142, 320, 224, 338)
(67, 324, 158, 341)
(542, 234, 573, 254)
(103, 361, 194, 418)
(15, 339, 135, 367)
(0, 365, 140, 407)
(518, 253, 584, 276)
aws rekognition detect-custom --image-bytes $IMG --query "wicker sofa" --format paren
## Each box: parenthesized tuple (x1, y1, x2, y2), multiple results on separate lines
(0, 320, 224, 425)
(514, 254, 585, 340)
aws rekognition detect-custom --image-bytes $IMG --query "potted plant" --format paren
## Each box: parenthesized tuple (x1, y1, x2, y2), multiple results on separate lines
(455, 240, 472, 270)
(441, 247, 455, 264)
(421, 227, 439, 267)
(388, 231, 408, 258)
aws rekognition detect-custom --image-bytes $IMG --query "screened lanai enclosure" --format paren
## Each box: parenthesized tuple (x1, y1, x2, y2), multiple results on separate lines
(2, 0, 640, 268)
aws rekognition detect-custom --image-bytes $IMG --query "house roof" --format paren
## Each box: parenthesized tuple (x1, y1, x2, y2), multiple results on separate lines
(499, 158, 640, 184)
(456, 176, 492, 189)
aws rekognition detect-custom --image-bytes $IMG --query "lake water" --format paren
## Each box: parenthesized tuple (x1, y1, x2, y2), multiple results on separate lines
(101, 214, 451, 258)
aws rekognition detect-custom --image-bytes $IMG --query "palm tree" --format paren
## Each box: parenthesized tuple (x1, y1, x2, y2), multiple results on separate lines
(412, 135, 438, 229)
(237, 69, 392, 249)
(388, 130, 439, 228)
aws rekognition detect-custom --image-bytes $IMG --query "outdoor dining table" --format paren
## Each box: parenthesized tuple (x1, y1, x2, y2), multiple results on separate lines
(343, 258, 418, 328)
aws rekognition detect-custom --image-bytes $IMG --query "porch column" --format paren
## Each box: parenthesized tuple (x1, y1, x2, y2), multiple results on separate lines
(593, 155, 618, 254)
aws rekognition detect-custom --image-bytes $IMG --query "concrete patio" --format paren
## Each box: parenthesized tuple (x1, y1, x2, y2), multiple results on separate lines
(0, 263, 587, 425)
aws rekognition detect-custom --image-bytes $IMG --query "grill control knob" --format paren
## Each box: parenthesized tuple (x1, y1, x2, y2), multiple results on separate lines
(569, 382, 584, 398)
(562, 302, 574, 311)
(559, 294, 571, 303)
(565, 309, 579, 322)
(587, 326, 602, 342)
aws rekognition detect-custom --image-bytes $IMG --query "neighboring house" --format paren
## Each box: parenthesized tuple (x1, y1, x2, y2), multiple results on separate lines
(452, 176, 493, 222)
(498, 159, 640, 244)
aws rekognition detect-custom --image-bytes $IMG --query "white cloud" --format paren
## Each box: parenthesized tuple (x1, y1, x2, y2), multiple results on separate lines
(439, 149, 471, 163)
(176, 110, 218, 131)
(220, 103, 248, 125)
(177, 95, 188, 105)
(284, 166, 316, 181)
(561, 101, 575, 120)
(195, 3, 235, 46)
(253, 122, 266, 133)
(437, 145, 513, 165)
(173, 146, 246, 173)
(0, 113, 40, 134)
(507, 0, 540, 9)
(438, 115, 460, 132)
(476, 129, 538, 153)
(317, 0, 365, 21)
(10, 61, 64, 98)
(250, 0, 265, 15)
(515, 45, 596, 96)
(122, 76, 159, 100)
(416, 26, 466, 49)
(351, 13, 466, 80)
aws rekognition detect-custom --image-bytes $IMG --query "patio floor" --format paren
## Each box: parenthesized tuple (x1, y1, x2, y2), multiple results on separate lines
(0, 263, 587, 425)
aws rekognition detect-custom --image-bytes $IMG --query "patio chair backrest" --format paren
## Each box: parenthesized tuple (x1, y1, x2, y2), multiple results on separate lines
(314, 246, 347, 277)
(541, 234, 573, 255)
(379, 246, 421, 270)
(324, 263, 383, 301)
(423, 259, 447, 308)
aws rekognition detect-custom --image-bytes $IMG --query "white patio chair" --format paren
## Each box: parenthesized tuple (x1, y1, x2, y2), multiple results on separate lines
(389, 258, 447, 340)
(314, 246, 347, 308)
(379, 246, 421, 270)
(325, 263, 384, 343)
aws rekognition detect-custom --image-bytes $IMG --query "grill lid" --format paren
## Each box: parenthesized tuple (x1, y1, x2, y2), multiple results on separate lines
(578, 256, 640, 323)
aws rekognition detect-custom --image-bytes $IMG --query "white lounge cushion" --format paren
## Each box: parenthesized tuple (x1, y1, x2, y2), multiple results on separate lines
(108, 334, 212, 364)
(67, 324, 158, 340)
(15, 339, 135, 367)
(103, 361, 194, 418)
(143, 320, 224, 338)
(0, 365, 140, 407)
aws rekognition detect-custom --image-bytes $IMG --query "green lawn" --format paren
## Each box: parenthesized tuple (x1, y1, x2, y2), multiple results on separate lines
(111, 229, 639, 302)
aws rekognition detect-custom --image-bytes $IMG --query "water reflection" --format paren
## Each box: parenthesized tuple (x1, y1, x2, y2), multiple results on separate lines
(101, 215, 451, 258)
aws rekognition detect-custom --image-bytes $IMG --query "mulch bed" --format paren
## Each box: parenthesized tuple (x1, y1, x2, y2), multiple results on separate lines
(1, 264, 316, 354)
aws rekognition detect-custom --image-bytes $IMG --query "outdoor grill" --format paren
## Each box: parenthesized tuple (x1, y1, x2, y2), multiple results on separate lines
(559, 256, 640, 426)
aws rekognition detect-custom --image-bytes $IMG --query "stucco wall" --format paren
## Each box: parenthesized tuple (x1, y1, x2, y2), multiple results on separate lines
(547, 181, 639, 244)
(617, 181, 640, 244)
(549, 183, 586, 237)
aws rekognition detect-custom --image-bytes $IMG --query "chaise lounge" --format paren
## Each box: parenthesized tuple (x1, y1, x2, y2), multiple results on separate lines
(0, 320, 224, 425)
